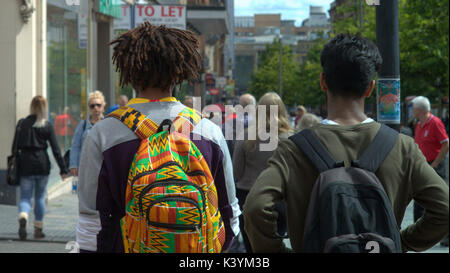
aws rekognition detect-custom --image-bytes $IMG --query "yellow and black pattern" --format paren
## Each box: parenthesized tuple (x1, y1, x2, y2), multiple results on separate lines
(111, 106, 225, 253)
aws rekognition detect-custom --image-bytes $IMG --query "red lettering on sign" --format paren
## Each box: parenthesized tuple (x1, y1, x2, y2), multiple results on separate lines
(121, 5, 127, 16)
(169, 6, 176, 17)
(145, 6, 155, 17)
(137, 5, 144, 17)
(161, 6, 168, 17)
(176, 6, 184, 17)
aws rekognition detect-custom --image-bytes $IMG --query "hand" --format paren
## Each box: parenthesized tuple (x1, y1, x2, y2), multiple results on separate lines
(430, 161, 439, 169)
(70, 168, 78, 177)
(61, 173, 68, 181)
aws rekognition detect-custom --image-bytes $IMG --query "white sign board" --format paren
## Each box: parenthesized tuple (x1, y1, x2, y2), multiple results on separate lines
(78, 13, 88, 49)
(217, 77, 227, 88)
(114, 5, 132, 30)
(114, 5, 186, 30)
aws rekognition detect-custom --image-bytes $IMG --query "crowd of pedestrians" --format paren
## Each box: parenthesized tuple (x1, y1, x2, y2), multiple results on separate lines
(9, 23, 449, 253)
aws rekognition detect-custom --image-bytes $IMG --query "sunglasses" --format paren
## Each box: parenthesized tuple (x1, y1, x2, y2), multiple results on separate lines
(89, 103, 102, 109)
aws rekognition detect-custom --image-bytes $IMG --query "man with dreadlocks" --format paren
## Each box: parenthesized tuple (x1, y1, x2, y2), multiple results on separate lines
(76, 22, 240, 253)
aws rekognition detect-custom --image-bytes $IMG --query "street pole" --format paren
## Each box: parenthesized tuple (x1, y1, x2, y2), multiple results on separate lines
(359, 0, 363, 30)
(131, 3, 136, 98)
(278, 34, 283, 99)
(376, 0, 401, 131)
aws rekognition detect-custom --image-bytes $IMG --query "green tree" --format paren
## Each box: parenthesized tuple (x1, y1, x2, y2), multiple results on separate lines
(332, 0, 448, 100)
(332, 0, 376, 41)
(399, 0, 449, 99)
(248, 39, 300, 105)
(296, 38, 326, 107)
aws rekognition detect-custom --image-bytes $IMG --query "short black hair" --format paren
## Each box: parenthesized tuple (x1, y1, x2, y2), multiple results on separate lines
(320, 33, 382, 98)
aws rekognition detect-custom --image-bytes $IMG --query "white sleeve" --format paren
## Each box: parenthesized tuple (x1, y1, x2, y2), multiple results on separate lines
(76, 131, 102, 252)
(218, 133, 242, 237)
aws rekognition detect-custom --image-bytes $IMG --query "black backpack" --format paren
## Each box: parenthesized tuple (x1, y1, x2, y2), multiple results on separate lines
(289, 124, 402, 253)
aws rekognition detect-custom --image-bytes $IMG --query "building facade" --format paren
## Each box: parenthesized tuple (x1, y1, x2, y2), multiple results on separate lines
(0, 0, 127, 204)
(0, 0, 233, 204)
(234, 6, 331, 93)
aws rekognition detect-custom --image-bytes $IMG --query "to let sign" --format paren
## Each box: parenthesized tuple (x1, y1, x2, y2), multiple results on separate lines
(114, 5, 186, 30)
(135, 5, 186, 30)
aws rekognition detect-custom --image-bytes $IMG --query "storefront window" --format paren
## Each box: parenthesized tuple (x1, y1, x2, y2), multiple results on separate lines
(47, 1, 88, 152)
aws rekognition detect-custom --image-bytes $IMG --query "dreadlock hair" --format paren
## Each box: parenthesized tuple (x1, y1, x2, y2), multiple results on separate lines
(109, 22, 202, 92)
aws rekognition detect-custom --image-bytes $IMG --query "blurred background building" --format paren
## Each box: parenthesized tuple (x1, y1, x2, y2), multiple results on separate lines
(0, 0, 234, 204)
(234, 6, 331, 94)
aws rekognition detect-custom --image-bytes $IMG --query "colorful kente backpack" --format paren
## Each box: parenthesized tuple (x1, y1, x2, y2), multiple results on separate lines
(108, 106, 226, 253)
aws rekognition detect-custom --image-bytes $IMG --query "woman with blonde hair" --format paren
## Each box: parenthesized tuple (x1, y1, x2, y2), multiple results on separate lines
(13, 95, 69, 240)
(69, 90, 106, 177)
(295, 113, 320, 132)
(295, 105, 307, 127)
(232, 92, 293, 252)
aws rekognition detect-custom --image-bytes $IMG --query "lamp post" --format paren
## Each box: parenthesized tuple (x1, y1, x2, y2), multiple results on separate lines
(278, 34, 283, 99)
(376, 0, 401, 131)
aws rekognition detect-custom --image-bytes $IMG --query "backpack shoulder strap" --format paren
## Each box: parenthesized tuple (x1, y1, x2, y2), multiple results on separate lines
(172, 107, 202, 134)
(82, 119, 87, 131)
(289, 129, 343, 173)
(107, 106, 159, 140)
(108, 106, 202, 140)
(352, 124, 399, 173)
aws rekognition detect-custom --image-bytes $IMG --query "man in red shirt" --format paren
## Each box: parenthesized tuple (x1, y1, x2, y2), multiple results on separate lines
(412, 96, 449, 246)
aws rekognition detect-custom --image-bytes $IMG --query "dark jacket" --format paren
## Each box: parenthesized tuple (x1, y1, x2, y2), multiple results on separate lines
(13, 115, 68, 176)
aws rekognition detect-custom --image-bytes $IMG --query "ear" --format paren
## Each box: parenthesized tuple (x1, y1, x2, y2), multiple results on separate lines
(320, 73, 328, 93)
(365, 80, 375, 98)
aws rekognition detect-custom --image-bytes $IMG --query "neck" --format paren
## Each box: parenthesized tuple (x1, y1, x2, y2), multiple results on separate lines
(326, 93, 368, 125)
(138, 87, 172, 100)
(419, 112, 431, 124)
(90, 114, 103, 123)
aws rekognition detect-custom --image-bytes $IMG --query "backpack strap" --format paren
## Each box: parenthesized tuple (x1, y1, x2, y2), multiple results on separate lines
(108, 106, 159, 140)
(108, 106, 201, 140)
(351, 124, 398, 173)
(289, 129, 344, 173)
(172, 107, 202, 134)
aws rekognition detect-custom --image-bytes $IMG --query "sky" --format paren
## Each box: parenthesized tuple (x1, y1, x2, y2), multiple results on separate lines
(234, 0, 335, 26)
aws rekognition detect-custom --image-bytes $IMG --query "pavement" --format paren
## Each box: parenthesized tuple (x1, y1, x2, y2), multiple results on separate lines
(0, 186, 448, 253)
(0, 191, 78, 253)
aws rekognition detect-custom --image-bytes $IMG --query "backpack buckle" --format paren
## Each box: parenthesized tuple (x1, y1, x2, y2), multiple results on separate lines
(333, 161, 345, 168)
(351, 160, 360, 168)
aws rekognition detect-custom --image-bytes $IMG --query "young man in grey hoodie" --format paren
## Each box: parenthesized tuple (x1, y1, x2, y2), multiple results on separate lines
(76, 22, 240, 253)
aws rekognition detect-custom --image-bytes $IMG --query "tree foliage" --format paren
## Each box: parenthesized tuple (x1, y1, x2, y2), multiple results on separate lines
(247, 0, 449, 109)
(248, 39, 300, 105)
(331, 0, 448, 100)
(399, 0, 449, 100)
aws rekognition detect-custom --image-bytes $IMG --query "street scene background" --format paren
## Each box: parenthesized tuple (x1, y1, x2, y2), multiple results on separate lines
(0, 0, 448, 254)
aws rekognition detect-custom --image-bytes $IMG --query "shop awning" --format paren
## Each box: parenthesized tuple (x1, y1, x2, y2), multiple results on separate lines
(187, 7, 228, 35)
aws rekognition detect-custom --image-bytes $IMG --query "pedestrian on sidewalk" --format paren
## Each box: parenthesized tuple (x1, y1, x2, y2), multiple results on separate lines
(106, 94, 128, 115)
(294, 105, 307, 127)
(295, 113, 320, 132)
(411, 96, 449, 246)
(76, 22, 240, 253)
(232, 92, 294, 253)
(12, 95, 69, 241)
(243, 33, 449, 253)
(69, 91, 105, 178)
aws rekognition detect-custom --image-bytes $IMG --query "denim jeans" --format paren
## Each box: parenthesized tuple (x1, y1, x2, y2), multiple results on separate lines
(18, 175, 49, 221)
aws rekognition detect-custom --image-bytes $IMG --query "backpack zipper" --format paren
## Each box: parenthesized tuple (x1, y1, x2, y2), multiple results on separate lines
(138, 179, 207, 218)
(131, 161, 207, 186)
(146, 196, 203, 231)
